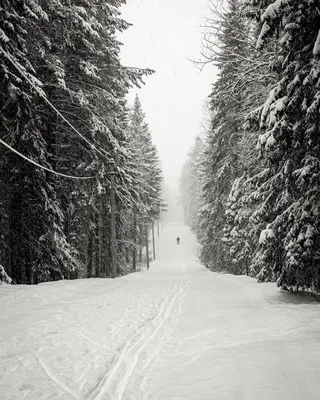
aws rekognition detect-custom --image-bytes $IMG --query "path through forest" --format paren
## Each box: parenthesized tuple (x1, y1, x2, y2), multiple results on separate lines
(1, 222, 320, 399)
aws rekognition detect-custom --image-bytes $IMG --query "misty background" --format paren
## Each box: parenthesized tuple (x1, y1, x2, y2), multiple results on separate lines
(119, 0, 216, 221)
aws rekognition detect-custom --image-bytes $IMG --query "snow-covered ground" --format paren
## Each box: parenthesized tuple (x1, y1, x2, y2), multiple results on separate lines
(1, 222, 320, 400)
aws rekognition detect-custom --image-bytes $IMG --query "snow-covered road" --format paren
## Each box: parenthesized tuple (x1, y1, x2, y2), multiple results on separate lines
(1, 222, 320, 399)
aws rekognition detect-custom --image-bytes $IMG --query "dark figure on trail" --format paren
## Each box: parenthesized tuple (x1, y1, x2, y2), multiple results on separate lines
(176, 237, 180, 245)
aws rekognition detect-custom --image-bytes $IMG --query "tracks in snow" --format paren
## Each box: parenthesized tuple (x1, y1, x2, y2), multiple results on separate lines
(86, 274, 187, 400)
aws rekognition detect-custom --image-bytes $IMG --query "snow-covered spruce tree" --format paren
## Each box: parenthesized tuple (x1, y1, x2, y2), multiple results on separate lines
(195, 0, 277, 274)
(223, 173, 252, 275)
(127, 95, 163, 271)
(53, 1, 154, 278)
(222, 161, 269, 275)
(0, 0, 154, 282)
(179, 136, 203, 231)
(196, 0, 252, 271)
(0, 1, 79, 283)
(246, 0, 320, 292)
(33, 1, 153, 278)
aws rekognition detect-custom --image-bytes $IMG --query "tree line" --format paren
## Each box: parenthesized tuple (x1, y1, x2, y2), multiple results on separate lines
(0, 1, 162, 284)
(180, 0, 320, 293)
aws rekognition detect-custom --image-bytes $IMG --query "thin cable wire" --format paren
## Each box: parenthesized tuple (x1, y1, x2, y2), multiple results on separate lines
(0, 46, 108, 159)
(0, 137, 94, 180)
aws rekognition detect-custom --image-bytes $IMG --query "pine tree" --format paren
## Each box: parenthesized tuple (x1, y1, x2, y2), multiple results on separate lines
(190, 0, 277, 274)
(223, 173, 252, 275)
(127, 95, 162, 270)
(246, 0, 320, 292)
(29, 0, 154, 278)
(0, 1, 79, 283)
(0, 0, 156, 283)
(195, 0, 252, 271)
(179, 136, 203, 230)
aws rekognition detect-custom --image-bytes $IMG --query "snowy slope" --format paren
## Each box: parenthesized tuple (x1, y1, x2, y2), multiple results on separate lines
(1, 223, 320, 400)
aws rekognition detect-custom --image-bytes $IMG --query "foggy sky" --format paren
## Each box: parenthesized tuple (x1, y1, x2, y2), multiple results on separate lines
(119, 0, 216, 190)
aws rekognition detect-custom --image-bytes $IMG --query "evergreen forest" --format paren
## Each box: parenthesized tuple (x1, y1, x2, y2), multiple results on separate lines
(0, 0, 162, 284)
(180, 0, 320, 294)
(2, 0, 320, 295)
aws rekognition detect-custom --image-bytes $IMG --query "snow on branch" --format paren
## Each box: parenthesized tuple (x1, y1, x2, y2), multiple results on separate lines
(313, 30, 320, 55)
(257, 0, 293, 50)
(0, 265, 12, 284)
(259, 227, 275, 245)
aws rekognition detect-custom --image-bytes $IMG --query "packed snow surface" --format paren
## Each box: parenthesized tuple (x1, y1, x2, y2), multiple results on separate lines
(1, 223, 320, 399)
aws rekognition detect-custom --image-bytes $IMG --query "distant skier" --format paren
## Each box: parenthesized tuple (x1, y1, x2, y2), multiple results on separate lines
(176, 237, 180, 245)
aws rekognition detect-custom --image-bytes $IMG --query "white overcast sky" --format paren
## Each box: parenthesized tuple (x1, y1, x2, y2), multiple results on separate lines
(119, 0, 217, 190)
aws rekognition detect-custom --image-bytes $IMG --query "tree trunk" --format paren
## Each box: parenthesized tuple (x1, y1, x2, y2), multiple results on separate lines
(145, 224, 149, 270)
(95, 210, 100, 278)
(87, 221, 94, 278)
(139, 223, 142, 264)
(110, 164, 117, 276)
(132, 212, 137, 271)
(152, 220, 155, 260)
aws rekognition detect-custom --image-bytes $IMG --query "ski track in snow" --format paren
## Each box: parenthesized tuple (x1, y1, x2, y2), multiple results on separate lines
(34, 351, 79, 400)
(1, 222, 320, 399)
(1, 276, 184, 400)
(86, 274, 186, 400)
